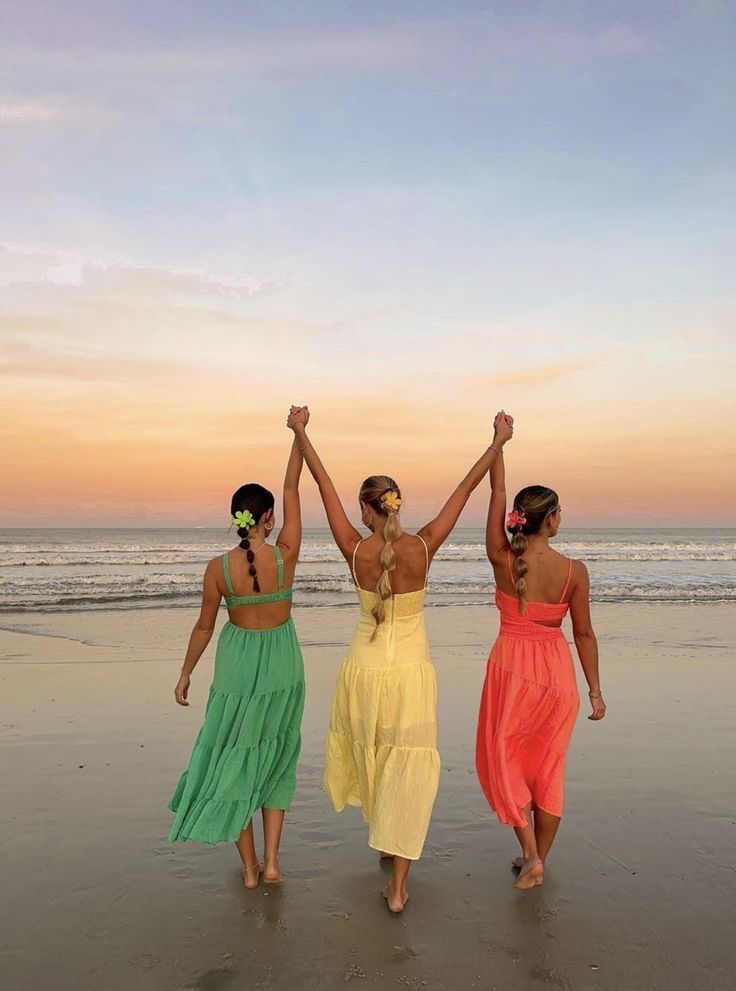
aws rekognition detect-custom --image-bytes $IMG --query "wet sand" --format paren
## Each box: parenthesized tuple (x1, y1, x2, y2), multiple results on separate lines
(1, 601, 735, 991)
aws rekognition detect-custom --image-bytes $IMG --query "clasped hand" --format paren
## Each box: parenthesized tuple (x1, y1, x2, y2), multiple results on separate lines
(287, 405, 309, 430)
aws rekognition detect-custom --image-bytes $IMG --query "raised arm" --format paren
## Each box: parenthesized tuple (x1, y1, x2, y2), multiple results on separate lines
(569, 562, 606, 721)
(486, 411, 514, 563)
(287, 407, 361, 560)
(276, 435, 304, 561)
(174, 559, 222, 706)
(417, 414, 512, 557)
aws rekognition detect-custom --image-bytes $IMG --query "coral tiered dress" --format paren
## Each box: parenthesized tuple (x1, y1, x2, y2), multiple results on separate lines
(324, 537, 441, 860)
(476, 554, 579, 827)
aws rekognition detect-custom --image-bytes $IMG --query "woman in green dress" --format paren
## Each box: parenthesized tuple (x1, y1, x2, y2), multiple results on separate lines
(168, 429, 306, 889)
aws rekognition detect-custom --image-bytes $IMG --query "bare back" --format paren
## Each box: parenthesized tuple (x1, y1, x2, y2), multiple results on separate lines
(352, 533, 429, 594)
(218, 545, 297, 631)
(493, 546, 574, 608)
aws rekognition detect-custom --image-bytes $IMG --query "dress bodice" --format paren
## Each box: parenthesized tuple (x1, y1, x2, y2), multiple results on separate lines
(351, 535, 428, 621)
(222, 546, 293, 607)
(356, 586, 427, 619)
(496, 551, 573, 640)
(495, 588, 569, 639)
(348, 537, 431, 669)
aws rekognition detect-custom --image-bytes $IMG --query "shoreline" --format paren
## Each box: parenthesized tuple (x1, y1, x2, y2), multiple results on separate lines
(2, 588, 735, 618)
(1, 595, 733, 643)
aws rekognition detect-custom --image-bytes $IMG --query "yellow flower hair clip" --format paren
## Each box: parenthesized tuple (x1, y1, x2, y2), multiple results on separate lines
(380, 490, 402, 513)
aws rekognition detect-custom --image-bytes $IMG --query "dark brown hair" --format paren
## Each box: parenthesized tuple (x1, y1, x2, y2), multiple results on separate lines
(230, 483, 275, 593)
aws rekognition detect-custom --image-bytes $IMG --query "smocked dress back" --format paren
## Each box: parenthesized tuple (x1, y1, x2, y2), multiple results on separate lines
(168, 546, 305, 844)
(475, 554, 580, 827)
(323, 536, 441, 860)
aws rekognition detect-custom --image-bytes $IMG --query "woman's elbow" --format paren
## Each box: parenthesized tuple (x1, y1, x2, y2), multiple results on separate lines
(573, 628, 596, 644)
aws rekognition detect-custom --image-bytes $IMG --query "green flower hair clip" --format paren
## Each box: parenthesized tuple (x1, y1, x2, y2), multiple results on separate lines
(232, 509, 256, 530)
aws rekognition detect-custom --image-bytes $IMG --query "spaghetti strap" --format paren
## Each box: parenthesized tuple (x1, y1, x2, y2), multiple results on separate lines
(559, 558, 573, 603)
(274, 545, 285, 589)
(222, 552, 235, 595)
(351, 539, 364, 587)
(506, 550, 516, 588)
(416, 534, 430, 587)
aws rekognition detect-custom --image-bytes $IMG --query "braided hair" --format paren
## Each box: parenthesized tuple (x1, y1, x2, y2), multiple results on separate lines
(230, 483, 275, 594)
(358, 475, 403, 637)
(507, 485, 559, 613)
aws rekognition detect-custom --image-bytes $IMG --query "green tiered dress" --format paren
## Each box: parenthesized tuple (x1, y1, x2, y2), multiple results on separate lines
(168, 547, 305, 844)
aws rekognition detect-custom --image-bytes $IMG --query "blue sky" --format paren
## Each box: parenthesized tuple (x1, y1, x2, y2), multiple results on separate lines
(1, 2, 734, 524)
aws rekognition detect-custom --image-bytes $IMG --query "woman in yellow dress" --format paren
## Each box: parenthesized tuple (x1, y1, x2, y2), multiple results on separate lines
(287, 405, 508, 912)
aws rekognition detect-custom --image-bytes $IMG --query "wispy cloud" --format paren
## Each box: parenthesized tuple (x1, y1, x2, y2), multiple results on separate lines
(2, 32, 420, 79)
(0, 243, 330, 388)
(0, 91, 125, 127)
(0, 243, 288, 298)
(478, 356, 600, 387)
(0, 102, 57, 122)
(0, 16, 652, 86)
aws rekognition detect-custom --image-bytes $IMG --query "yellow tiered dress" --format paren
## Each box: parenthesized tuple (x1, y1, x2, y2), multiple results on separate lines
(323, 537, 441, 860)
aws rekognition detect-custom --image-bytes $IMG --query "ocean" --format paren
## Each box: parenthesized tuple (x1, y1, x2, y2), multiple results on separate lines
(1, 527, 734, 613)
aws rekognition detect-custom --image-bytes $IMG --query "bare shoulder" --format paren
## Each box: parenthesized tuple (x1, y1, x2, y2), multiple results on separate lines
(489, 542, 510, 566)
(568, 558, 589, 589)
(203, 556, 225, 595)
(276, 538, 299, 562)
(404, 531, 430, 557)
(340, 532, 364, 558)
(330, 532, 364, 570)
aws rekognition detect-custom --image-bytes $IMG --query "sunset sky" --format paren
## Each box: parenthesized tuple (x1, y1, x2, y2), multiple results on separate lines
(1, 2, 734, 527)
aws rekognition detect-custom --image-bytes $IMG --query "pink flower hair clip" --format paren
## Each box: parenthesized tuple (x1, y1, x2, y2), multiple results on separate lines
(506, 510, 527, 530)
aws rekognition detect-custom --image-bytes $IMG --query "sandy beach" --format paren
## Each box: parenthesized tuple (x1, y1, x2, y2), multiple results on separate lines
(1, 600, 734, 991)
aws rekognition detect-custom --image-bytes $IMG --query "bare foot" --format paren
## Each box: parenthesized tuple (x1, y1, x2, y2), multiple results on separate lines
(263, 860, 283, 884)
(242, 862, 261, 889)
(512, 857, 546, 885)
(512, 856, 547, 868)
(382, 883, 409, 914)
(513, 858, 544, 890)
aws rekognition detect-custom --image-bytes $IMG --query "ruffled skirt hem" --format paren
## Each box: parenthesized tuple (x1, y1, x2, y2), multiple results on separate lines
(167, 622, 304, 846)
(324, 730, 440, 860)
(476, 645, 578, 828)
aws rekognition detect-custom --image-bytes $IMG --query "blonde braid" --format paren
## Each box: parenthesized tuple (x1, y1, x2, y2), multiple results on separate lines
(507, 484, 560, 615)
(357, 475, 403, 637)
(371, 508, 403, 634)
(509, 530, 529, 614)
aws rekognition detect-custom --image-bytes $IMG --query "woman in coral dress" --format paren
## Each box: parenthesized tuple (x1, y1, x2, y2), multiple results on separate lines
(288, 404, 504, 913)
(476, 412, 606, 889)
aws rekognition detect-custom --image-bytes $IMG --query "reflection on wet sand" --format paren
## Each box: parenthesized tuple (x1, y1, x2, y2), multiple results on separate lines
(1, 602, 734, 990)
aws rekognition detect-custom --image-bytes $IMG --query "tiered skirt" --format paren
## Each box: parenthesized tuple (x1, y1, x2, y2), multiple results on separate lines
(324, 655, 440, 860)
(476, 629, 579, 827)
(168, 619, 305, 844)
